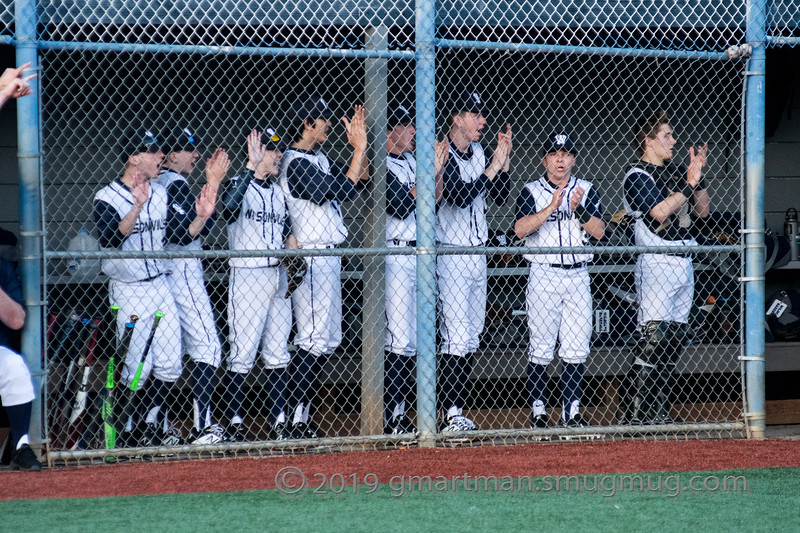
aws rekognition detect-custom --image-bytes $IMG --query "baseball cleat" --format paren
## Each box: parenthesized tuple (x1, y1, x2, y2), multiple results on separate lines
(190, 424, 225, 445)
(530, 414, 549, 429)
(139, 422, 162, 448)
(162, 426, 186, 447)
(268, 422, 289, 441)
(289, 422, 322, 440)
(10, 444, 42, 471)
(225, 423, 248, 442)
(558, 414, 601, 441)
(561, 413, 589, 428)
(441, 415, 478, 432)
(385, 416, 418, 445)
(529, 414, 551, 442)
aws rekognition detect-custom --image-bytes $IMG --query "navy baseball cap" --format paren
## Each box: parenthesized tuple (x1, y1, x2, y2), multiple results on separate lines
(260, 126, 287, 151)
(542, 133, 577, 156)
(387, 104, 413, 129)
(452, 91, 485, 114)
(163, 126, 202, 154)
(119, 129, 162, 161)
(291, 95, 334, 122)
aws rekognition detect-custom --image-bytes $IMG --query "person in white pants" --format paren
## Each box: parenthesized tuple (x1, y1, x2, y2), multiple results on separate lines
(514, 133, 605, 430)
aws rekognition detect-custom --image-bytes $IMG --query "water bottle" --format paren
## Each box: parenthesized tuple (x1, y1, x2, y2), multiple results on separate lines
(785, 208, 799, 261)
(66, 229, 101, 276)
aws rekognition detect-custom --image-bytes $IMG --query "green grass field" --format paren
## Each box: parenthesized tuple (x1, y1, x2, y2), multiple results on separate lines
(4, 468, 799, 532)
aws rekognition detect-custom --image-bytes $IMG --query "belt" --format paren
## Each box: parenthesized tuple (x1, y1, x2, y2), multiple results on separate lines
(548, 262, 587, 270)
(664, 253, 692, 259)
(391, 239, 417, 246)
(301, 243, 337, 249)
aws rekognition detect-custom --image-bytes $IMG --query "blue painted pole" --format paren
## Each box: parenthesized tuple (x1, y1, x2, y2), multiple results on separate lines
(14, 0, 43, 450)
(415, 0, 438, 446)
(744, 0, 766, 439)
(437, 38, 731, 61)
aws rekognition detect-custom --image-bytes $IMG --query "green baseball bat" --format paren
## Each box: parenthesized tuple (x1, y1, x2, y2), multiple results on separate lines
(103, 316, 135, 458)
(115, 311, 163, 436)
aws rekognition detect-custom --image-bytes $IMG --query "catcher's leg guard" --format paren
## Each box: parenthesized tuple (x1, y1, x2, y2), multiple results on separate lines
(628, 321, 672, 424)
(652, 322, 688, 423)
(629, 363, 658, 424)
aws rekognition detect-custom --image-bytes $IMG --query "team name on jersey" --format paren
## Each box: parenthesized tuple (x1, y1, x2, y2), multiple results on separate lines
(132, 217, 167, 235)
(547, 209, 576, 223)
(243, 209, 286, 225)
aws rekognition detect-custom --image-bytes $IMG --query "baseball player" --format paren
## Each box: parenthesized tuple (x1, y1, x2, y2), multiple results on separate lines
(0, 257, 42, 470)
(0, 63, 41, 470)
(437, 91, 511, 433)
(155, 127, 229, 445)
(93, 129, 217, 447)
(383, 104, 448, 436)
(513, 133, 605, 430)
(220, 128, 294, 442)
(279, 96, 369, 439)
(622, 110, 709, 424)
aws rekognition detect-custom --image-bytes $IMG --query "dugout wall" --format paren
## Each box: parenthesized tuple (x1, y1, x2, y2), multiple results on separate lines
(0, 0, 790, 462)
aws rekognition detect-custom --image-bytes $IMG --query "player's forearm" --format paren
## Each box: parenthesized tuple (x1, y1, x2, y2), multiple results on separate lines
(188, 214, 211, 238)
(693, 189, 710, 218)
(117, 205, 144, 237)
(648, 191, 691, 223)
(582, 216, 606, 240)
(514, 208, 552, 239)
(0, 287, 25, 330)
(346, 148, 368, 184)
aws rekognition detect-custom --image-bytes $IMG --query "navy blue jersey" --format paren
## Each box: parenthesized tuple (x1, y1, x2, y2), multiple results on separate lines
(0, 258, 23, 349)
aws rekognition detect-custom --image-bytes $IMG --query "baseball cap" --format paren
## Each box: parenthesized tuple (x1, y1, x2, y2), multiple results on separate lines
(119, 129, 162, 161)
(387, 104, 413, 129)
(260, 126, 287, 151)
(163, 126, 202, 154)
(452, 91, 485, 114)
(291, 95, 334, 122)
(542, 133, 577, 156)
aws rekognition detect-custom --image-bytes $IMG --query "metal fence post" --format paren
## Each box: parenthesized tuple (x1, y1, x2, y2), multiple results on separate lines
(744, 0, 767, 439)
(361, 26, 389, 436)
(415, 0, 438, 447)
(14, 0, 43, 452)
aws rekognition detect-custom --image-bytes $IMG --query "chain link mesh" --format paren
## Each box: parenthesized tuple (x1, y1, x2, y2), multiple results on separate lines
(15, 0, 787, 463)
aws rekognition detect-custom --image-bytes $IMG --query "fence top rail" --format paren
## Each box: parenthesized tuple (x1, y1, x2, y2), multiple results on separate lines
(46, 244, 739, 260)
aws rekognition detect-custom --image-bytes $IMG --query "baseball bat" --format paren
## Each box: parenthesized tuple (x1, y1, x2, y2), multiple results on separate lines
(100, 304, 121, 454)
(50, 310, 80, 362)
(65, 317, 102, 449)
(102, 318, 136, 455)
(114, 311, 164, 436)
(51, 314, 89, 446)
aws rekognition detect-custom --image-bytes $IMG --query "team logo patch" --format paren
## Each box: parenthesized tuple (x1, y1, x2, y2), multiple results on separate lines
(172, 202, 186, 215)
(472, 92, 481, 104)
(555, 134, 567, 146)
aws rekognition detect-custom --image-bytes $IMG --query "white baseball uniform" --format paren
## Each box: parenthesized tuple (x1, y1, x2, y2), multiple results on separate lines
(93, 179, 182, 384)
(155, 169, 222, 368)
(279, 147, 364, 357)
(622, 162, 698, 326)
(223, 170, 292, 373)
(516, 175, 603, 365)
(385, 151, 417, 357)
(437, 140, 509, 357)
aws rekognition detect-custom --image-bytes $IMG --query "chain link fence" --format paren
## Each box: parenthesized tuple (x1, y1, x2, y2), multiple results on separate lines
(2, 0, 791, 463)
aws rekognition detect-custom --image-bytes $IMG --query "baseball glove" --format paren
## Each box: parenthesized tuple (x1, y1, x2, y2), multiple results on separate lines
(282, 255, 308, 299)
